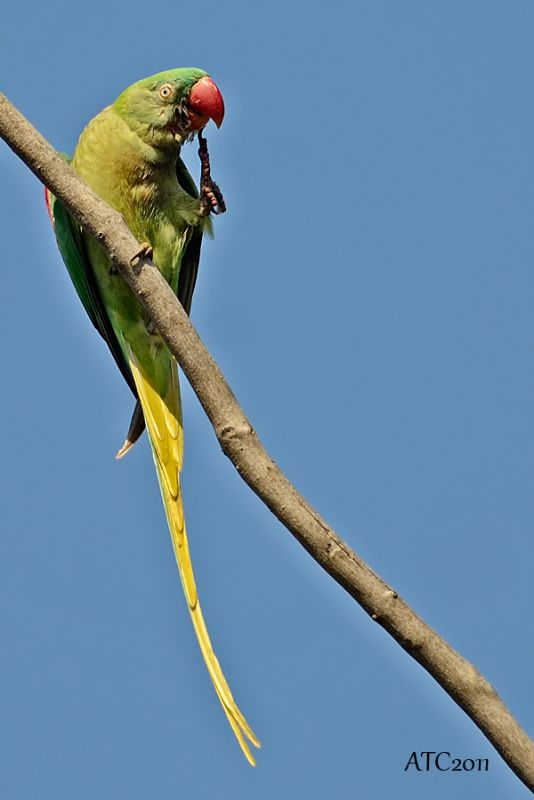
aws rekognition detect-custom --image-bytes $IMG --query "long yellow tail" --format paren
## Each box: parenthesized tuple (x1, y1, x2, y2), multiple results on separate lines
(127, 348, 260, 765)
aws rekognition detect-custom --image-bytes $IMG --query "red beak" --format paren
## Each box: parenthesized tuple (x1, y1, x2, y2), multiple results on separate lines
(187, 76, 225, 130)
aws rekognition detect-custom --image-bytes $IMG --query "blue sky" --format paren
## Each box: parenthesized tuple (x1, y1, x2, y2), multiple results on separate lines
(1, 2, 533, 798)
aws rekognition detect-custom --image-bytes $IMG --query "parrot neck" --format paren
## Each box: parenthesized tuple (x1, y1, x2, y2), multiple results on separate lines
(72, 108, 184, 215)
(114, 107, 185, 164)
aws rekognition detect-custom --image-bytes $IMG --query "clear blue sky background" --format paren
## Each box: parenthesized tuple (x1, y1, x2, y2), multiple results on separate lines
(1, 2, 533, 798)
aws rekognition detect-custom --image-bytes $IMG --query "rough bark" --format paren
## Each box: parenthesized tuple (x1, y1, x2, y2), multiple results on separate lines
(1, 91, 533, 791)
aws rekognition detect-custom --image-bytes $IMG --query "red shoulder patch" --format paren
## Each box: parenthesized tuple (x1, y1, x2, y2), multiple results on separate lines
(44, 186, 54, 226)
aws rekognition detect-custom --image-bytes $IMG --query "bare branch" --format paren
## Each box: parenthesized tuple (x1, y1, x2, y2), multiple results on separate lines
(1, 91, 533, 791)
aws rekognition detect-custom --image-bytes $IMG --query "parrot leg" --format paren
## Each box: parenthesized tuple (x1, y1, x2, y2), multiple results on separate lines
(198, 131, 226, 215)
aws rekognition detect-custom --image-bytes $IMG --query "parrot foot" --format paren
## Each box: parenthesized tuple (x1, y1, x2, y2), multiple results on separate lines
(198, 130, 226, 216)
(130, 242, 154, 267)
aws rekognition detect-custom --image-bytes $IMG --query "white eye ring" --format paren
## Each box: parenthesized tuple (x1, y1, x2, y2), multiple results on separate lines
(159, 83, 173, 99)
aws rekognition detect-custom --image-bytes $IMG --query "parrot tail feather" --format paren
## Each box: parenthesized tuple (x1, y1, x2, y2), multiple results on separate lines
(126, 347, 260, 765)
(115, 439, 135, 460)
(115, 400, 146, 459)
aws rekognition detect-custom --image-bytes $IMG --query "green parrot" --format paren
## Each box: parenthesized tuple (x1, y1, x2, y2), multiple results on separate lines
(46, 68, 260, 765)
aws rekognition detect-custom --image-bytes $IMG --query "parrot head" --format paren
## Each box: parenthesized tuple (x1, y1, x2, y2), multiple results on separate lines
(113, 68, 225, 148)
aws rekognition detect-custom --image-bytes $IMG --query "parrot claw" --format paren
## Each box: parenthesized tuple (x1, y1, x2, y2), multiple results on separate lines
(198, 130, 226, 216)
(200, 181, 225, 216)
(130, 242, 154, 267)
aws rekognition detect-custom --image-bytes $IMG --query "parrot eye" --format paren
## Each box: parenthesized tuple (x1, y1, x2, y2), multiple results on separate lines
(159, 83, 174, 100)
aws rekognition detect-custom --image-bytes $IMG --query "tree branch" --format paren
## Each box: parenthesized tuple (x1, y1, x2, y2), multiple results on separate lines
(1, 91, 533, 791)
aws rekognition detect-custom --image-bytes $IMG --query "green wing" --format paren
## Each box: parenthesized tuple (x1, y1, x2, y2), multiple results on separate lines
(46, 187, 138, 397)
(176, 155, 204, 314)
